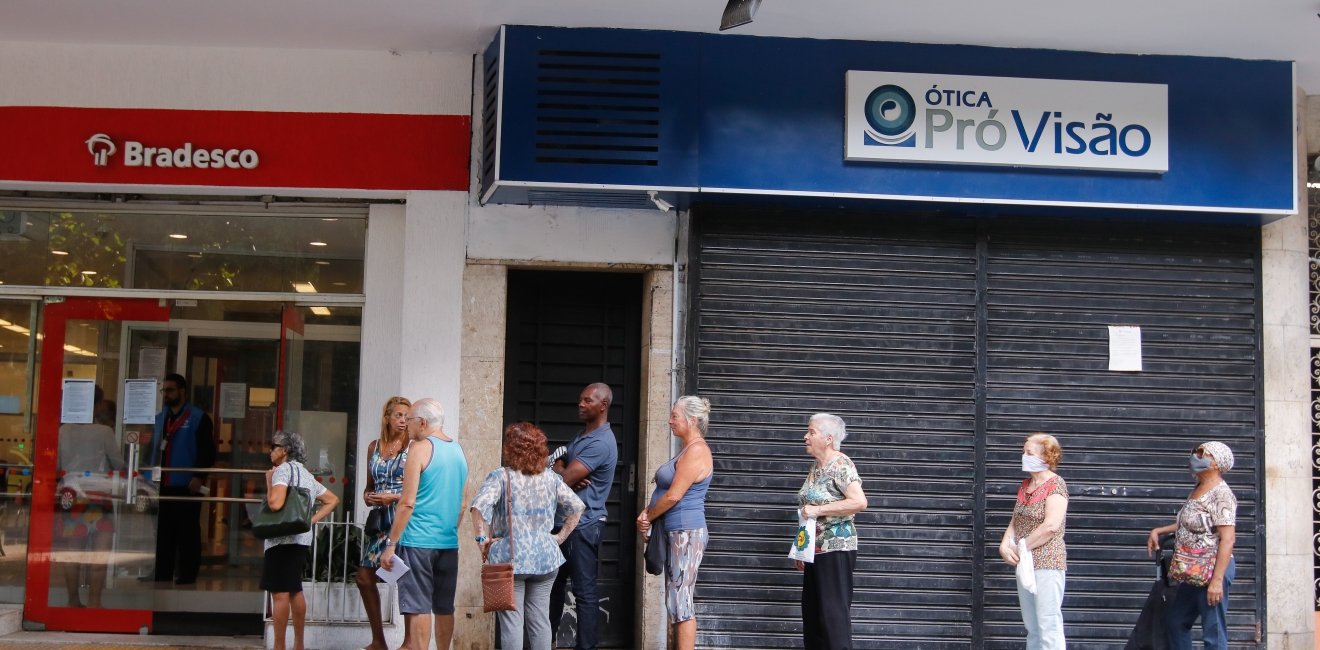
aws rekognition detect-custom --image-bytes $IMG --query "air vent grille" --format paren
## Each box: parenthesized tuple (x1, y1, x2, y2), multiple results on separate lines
(534, 49, 662, 167)
(525, 189, 656, 209)
(480, 38, 502, 197)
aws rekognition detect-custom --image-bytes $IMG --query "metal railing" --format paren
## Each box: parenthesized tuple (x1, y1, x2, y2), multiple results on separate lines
(264, 515, 397, 625)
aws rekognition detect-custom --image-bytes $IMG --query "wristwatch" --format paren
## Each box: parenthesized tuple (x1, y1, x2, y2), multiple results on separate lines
(384, 538, 395, 547)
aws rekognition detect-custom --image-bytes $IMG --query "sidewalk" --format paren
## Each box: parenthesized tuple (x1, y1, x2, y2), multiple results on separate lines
(0, 631, 262, 649)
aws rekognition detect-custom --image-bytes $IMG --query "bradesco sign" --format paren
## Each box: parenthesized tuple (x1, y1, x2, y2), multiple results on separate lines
(85, 133, 259, 170)
(845, 71, 1168, 173)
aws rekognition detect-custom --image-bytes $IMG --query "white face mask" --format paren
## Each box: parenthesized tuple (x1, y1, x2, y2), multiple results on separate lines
(1021, 453, 1050, 473)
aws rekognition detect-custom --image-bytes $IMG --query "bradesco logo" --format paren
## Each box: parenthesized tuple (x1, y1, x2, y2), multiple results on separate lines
(844, 71, 1169, 173)
(84, 133, 260, 170)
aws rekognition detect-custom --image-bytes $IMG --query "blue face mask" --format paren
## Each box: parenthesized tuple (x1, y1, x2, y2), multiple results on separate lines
(1021, 454, 1050, 473)
(1190, 453, 1214, 474)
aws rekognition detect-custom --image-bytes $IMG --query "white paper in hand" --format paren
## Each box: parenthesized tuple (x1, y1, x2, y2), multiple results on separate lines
(1015, 538, 1036, 594)
(788, 515, 817, 563)
(376, 554, 411, 584)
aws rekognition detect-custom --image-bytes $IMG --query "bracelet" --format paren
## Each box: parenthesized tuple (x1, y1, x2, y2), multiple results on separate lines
(384, 539, 395, 547)
(475, 535, 487, 544)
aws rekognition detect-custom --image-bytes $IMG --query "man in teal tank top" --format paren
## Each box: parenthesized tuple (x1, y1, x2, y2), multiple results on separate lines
(381, 398, 468, 650)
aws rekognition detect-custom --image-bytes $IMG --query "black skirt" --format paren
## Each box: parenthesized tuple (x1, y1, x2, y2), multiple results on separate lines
(261, 543, 309, 593)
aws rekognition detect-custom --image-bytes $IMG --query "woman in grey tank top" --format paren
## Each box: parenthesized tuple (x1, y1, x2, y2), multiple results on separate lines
(637, 395, 714, 650)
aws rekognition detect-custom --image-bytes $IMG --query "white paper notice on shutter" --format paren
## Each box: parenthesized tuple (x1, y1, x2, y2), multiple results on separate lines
(1108, 325, 1143, 371)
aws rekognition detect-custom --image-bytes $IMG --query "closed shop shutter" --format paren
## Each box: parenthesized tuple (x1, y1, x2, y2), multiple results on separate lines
(689, 210, 1261, 649)
(691, 212, 981, 648)
(981, 221, 1260, 648)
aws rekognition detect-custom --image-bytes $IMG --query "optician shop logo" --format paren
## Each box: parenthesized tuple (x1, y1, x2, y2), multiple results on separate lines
(83, 133, 260, 170)
(862, 85, 917, 148)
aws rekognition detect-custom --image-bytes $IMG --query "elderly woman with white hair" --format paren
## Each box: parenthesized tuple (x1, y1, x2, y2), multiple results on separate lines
(795, 413, 868, 650)
(263, 430, 340, 650)
(1147, 441, 1238, 650)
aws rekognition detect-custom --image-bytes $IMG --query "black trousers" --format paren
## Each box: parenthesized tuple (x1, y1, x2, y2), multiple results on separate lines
(802, 550, 856, 650)
(154, 486, 202, 583)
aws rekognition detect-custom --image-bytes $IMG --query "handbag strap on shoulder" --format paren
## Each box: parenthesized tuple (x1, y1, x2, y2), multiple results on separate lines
(504, 468, 515, 558)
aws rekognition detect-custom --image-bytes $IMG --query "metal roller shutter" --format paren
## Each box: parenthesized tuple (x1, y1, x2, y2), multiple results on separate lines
(690, 212, 981, 649)
(689, 210, 1262, 649)
(981, 221, 1260, 649)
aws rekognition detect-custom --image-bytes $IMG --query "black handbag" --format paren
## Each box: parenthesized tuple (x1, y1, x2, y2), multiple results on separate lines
(644, 513, 666, 576)
(252, 461, 314, 540)
(363, 508, 386, 537)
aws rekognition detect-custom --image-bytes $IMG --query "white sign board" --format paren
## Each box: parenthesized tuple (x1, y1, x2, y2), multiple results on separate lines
(845, 71, 1168, 173)
(1108, 325, 1143, 372)
(123, 379, 159, 424)
(219, 382, 248, 419)
(60, 379, 96, 424)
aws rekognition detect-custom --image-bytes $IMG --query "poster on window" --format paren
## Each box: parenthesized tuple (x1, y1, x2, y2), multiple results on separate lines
(60, 379, 96, 424)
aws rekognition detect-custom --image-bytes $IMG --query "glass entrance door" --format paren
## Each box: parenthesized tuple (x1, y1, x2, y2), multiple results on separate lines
(25, 297, 169, 633)
(21, 298, 360, 634)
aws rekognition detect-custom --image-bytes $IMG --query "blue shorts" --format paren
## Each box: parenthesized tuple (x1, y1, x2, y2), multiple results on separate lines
(397, 546, 458, 615)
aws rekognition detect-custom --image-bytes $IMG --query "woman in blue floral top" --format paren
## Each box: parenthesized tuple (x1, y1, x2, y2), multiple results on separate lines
(470, 422, 585, 650)
(355, 396, 411, 650)
(796, 413, 868, 650)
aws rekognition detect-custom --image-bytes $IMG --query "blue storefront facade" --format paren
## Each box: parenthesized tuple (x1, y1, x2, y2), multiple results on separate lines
(478, 26, 1306, 648)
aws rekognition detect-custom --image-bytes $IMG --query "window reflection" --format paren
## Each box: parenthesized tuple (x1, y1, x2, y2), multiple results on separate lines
(0, 210, 365, 293)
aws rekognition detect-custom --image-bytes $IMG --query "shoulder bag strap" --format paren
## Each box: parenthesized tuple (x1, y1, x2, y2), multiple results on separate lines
(504, 468, 515, 558)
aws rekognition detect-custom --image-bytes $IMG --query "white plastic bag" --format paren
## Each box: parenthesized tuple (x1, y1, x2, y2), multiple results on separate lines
(1015, 538, 1036, 594)
(788, 516, 817, 563)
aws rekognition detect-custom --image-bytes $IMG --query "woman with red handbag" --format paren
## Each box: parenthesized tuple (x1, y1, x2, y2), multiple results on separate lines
(469, 422, 584, 650)
(1146, 441, 1237, 650)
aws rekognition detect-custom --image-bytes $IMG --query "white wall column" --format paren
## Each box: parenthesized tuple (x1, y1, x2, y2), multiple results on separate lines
(1257, 88, 1315, 650)
(356, 192, 467, 524)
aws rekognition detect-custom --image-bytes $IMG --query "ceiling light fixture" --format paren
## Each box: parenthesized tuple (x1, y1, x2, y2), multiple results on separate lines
(310, 306, 332, 316)
(80, 270, 97, 276)
(720, 0, 761, 31)
(292, 282, 318, 293)
(309, 241, 328, 247)
(315, 260, 331, 266)
(51, 250, 69, 256)
(169, 233, 188, 239)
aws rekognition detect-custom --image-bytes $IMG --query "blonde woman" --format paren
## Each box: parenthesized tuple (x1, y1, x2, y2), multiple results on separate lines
(636, 396, 715, 650)
(999, 433, 1069, 650)
(355, 396, 411, 650)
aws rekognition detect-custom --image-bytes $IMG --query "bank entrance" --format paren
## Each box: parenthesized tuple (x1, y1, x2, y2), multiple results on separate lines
(0, 201, 365, 635)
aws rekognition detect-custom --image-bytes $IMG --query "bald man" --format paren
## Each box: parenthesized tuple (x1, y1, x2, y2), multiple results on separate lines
(548, 383, 618, 650)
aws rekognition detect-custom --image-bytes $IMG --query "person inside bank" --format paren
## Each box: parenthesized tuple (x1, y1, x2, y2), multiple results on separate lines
(148, 373, 216, 585)
(56, 386, 126, 608)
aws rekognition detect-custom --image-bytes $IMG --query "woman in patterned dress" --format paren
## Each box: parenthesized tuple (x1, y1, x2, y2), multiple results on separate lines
(795, 413, 868, 650)
(636, 395, 715, 650)
(1147, 441, 1237, 650)
(354, 396, 411, 650)
(999, 433, 1069, 650)
(470, 422, 584, 650)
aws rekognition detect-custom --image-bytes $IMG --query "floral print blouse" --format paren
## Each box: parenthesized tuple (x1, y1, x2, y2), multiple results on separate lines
(797, 454, 861, 554)
(470, 467, 585, 576)
(1011, 476, 1069, 570)
(1175, 481, 1236, 556)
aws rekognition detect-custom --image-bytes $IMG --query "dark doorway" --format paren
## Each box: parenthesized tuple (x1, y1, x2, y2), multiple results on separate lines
(503, 270, 642, 648)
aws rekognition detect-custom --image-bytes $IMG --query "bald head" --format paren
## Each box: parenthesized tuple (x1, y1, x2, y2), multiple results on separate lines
(577, 383, 613, 428)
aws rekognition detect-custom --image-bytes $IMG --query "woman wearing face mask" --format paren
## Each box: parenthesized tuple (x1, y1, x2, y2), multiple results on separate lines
(1146, 442, 1237, 650)
(998, 433, 1068, 650)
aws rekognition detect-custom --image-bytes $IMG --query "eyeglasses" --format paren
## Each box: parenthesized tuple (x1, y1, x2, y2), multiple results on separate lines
(269, 443, 285, 451)
(405, 416, 424, 423)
